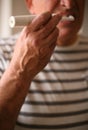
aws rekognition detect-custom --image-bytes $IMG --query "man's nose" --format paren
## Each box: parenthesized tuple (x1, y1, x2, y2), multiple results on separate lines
(60, 0, 75, 9)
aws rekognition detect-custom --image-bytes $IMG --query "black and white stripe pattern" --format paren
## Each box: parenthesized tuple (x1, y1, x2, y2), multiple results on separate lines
(15, 36, 88, 130)
(0, 34, 18, 76)
(0, 35, 88, 130)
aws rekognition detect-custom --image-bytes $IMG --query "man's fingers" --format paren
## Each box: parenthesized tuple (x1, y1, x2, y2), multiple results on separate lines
(37, 14, 61, 39)
(28, 12, 51, 31)
(46, 27, 59, 46)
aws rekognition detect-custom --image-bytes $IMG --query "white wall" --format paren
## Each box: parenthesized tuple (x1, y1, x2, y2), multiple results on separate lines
(0, 0, 29, 38)
(0, 0, 12, 37)
(11, 0, 29, 34)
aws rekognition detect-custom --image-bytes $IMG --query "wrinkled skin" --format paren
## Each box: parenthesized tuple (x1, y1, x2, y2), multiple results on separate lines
(11, 0, 85, 80)
(11, 12, 60, 80)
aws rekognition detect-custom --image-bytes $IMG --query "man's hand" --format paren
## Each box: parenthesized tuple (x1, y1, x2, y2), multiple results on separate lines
(11, 12, 61, 80)
(0, 12, 61, 130)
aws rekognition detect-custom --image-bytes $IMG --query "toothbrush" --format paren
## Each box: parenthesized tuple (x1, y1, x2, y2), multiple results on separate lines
(9, 14, 75, 28)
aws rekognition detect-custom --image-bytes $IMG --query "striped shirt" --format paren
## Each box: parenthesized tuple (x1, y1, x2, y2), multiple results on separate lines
(0, 34, 88, 130)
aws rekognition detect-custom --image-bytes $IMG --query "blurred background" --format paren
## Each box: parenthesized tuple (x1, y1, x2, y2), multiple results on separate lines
(0, 0, 29, 37)
(0, 0, 88, 38)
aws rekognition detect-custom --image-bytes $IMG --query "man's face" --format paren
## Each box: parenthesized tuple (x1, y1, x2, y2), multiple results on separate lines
(28, 0, 85, 45)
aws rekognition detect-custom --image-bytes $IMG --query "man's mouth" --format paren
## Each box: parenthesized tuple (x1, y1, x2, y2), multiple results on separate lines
(61, 15, 75, 22)
(52, 13, 76, 22)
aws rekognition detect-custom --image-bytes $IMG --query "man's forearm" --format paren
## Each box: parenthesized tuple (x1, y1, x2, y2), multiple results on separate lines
(0, 12, 59, 130)
(0, 64, 31, 130)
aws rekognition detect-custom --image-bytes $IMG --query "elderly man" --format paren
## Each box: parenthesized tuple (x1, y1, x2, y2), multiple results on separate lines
(0, 0, 88, 130)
